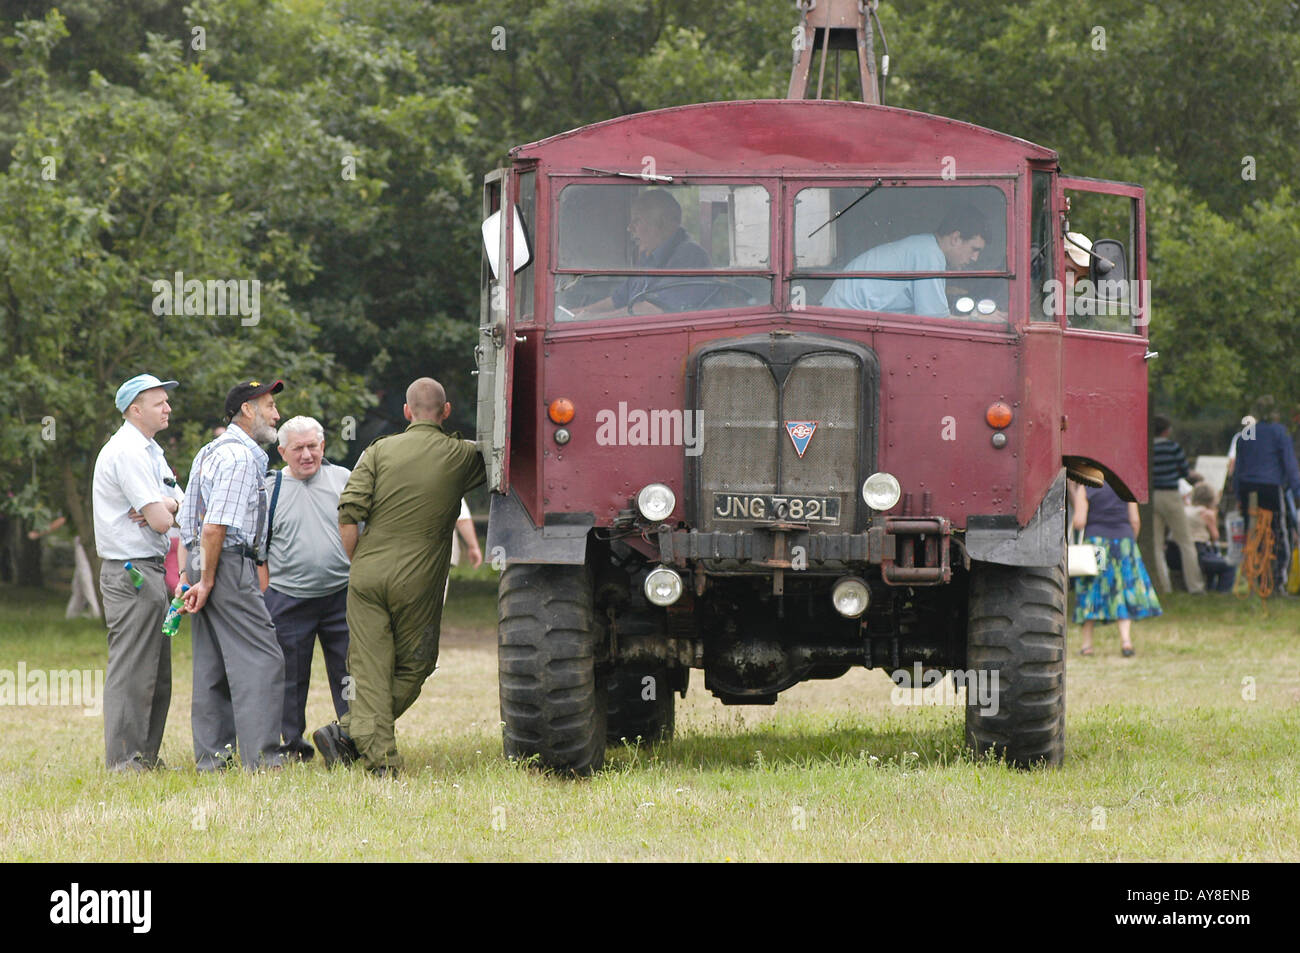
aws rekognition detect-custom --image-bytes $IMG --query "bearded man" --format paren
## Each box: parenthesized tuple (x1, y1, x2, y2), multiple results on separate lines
(177, 379, 288, 771)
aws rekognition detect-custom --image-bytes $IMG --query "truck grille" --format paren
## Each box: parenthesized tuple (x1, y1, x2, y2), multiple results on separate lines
(692, 336, 876, 534)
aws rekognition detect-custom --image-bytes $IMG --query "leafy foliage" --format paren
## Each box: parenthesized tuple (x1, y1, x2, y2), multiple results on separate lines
(2, 0, 1299, 540)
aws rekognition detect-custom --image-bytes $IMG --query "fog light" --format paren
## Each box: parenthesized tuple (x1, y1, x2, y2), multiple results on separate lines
(644, 566, 684, 606)
(554, 427, 571, 445)
(831, 577, 870, 618)
(862, 472, 902, 511)
(637, 483, 676, 522)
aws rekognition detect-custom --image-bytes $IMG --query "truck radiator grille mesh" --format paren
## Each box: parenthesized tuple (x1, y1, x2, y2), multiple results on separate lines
(697, 349, 860, 532)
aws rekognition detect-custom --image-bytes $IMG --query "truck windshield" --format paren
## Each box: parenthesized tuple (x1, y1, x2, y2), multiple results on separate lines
(793, 183, 1010, 322)
(555, 183, 771, 321)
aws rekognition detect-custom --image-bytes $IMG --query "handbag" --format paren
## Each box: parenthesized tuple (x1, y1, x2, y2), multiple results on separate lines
(1068, 529, 1107, 577)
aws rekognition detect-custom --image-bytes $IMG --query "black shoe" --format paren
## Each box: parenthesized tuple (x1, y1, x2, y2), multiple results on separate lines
(282, 741, 315, 763)
(312, 723, 358, 768)
(369, 765, 400, 779)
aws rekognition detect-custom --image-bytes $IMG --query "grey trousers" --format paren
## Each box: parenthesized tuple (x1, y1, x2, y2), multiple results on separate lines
(188, 548, 286, 771)
(100, 557, 170, 769)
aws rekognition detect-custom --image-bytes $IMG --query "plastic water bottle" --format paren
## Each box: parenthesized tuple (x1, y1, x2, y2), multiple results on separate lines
(1225, 510, 1245, 566)
(123, 561, 145, 590)
(161, 585, 190, 638)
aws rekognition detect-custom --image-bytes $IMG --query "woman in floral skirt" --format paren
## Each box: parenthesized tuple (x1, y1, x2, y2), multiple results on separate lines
(1070, 479, 1162, 657)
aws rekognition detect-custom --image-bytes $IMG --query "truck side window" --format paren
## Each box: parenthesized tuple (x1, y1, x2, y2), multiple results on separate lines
(1063, 190, 1141, 333)
(514, 171, 536, 323)
(1030, 172, 1055, 321)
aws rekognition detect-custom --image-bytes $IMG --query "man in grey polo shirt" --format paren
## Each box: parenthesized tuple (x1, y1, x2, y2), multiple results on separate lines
(92, 373, 184, 771)
(257, 416, 352, 761)
(178, 379, 287, 771)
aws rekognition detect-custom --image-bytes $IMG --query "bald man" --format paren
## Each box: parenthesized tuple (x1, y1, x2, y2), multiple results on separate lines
(313, 378, 486, 775)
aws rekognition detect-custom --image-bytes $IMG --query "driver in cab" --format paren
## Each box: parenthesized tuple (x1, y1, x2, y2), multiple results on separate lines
(822, 205, 1003, 320)
(572, 189, 713, 317)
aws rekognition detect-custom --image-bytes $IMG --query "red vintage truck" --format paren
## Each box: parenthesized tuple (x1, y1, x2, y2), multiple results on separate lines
(476, 2, 1150, 773)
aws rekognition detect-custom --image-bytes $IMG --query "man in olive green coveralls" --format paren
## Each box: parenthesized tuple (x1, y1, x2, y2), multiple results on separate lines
(317, 378, 486, 774)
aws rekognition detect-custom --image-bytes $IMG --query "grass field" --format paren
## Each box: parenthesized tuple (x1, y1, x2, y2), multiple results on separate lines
(2, 568, 1298, 862)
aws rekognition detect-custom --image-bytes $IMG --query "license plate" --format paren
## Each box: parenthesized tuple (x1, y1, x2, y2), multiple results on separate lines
(711, 493, 841, 524)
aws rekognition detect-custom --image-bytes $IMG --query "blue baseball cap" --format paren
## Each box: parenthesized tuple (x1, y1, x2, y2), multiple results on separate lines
(115, 374, 179, 414)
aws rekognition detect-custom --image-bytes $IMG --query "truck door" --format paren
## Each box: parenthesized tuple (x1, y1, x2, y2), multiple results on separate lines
(477, 170, 532, 491)
(1058, 177, 1151, 501)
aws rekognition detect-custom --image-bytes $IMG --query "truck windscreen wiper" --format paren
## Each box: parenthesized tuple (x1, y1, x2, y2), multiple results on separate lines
(582, 167, 674, 183)
(807, 178, 884, 238)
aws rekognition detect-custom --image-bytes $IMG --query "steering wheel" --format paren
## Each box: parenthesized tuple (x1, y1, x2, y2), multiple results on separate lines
(628, 279, 747, 313)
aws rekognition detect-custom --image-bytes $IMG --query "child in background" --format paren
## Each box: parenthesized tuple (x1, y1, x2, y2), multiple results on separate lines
(1188, 483, 1235, 592)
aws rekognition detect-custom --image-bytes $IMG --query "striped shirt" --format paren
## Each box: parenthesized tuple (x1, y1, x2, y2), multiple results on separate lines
(178, 422, 270, 554)
(1151, 437, 1189, 490)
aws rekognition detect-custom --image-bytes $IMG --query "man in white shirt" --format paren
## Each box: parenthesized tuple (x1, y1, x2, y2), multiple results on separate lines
(92, 373, 183, 771)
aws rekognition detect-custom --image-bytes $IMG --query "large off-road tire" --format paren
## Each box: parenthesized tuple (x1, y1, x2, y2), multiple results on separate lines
(498, 563, 606, 776)
(606, 664, 675, 746)
(965, 561, 1066, 768)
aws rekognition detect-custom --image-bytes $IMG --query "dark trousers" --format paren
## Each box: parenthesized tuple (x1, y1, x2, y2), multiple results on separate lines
(1239, 483, 1287, 588)
(1197, 542, 1236, 592)
(263, 586, 350, 751)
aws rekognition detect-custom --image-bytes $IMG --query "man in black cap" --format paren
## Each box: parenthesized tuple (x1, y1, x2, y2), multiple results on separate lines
(177, 379, 287, 771)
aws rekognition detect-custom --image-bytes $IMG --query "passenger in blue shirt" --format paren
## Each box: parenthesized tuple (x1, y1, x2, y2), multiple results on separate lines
(575, 189, 714, 317)
(823, 205, 992, 317)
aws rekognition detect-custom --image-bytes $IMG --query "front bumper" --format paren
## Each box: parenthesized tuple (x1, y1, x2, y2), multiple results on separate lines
(655, 515, 953, 587)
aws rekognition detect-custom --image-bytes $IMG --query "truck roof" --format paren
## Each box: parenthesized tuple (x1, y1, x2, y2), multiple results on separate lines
(510, 99, 1058, 174)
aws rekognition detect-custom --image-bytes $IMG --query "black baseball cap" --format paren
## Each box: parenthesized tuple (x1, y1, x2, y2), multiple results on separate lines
(224, 379, 284, 422)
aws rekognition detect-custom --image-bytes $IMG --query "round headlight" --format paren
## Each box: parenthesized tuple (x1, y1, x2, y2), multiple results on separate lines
(637, 483, 676, 522)
(831, 577, 870, 618)
(554, 427, 571, 445)
(977, 298, 998, 315)
(954, 296, 975, 314)
(862, 472, 902, 511)
(644, 567, 684, 607)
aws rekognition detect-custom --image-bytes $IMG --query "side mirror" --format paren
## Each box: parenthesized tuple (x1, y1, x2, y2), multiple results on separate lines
(1089, 238, 1129, 315)
(481, 206, 531, 278)
(1089, 238, 1126, 283)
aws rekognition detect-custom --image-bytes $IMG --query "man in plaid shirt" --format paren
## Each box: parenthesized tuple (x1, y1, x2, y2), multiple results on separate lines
(178, 379, 288, 771)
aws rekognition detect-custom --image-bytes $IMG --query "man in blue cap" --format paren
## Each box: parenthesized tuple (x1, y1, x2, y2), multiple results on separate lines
(92, 373, 183, 771)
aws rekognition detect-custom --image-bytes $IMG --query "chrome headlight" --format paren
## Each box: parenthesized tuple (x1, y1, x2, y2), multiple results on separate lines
(644, 566, 684, 607)
(637, 483, 676, 522)
(862, 472, 902, 511)
(831, 577, 870, 618)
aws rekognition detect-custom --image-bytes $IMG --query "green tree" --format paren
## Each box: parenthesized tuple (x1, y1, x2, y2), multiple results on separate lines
(0, 10, 370, 584)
